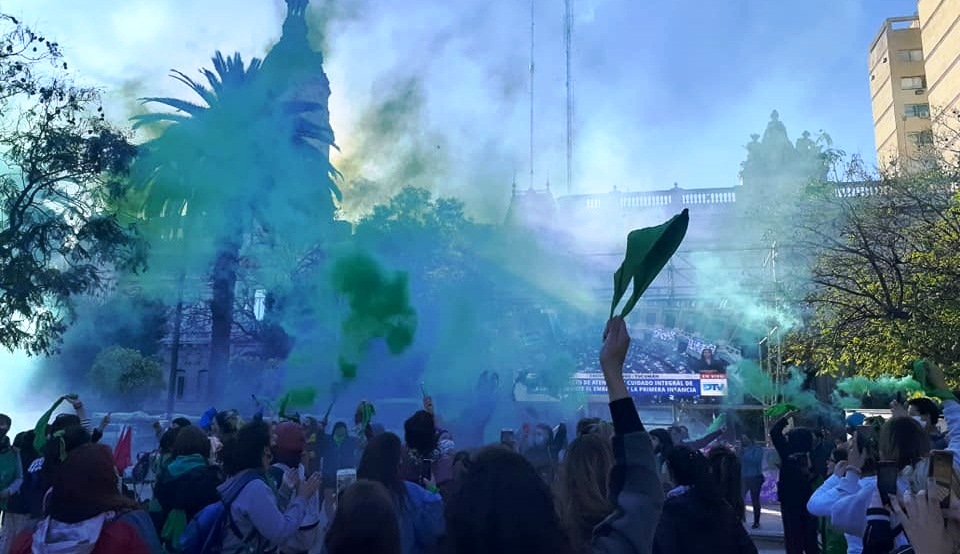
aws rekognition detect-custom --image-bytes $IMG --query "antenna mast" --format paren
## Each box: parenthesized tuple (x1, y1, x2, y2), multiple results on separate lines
(564, 0, 574, 194)
(529, 0, 536, 190)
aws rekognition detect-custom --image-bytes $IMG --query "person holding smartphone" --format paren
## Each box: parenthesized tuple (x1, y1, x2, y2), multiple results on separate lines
(810, 427, 879, 554)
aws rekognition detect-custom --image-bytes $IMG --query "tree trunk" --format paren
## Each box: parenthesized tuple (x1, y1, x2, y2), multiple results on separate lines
(166, 272, 185, 421)
(208, 244, 239, 404)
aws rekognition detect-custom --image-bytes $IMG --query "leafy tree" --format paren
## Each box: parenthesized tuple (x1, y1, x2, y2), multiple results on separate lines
(786, 155, 960, 385)
(0, 15, 143, 355)
(130, 3, 340, 399)
(39, 294, 168, 387)
(89, 346, 165, 406)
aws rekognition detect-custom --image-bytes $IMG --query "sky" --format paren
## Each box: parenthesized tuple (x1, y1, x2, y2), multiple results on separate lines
(3, 0, 919, 220)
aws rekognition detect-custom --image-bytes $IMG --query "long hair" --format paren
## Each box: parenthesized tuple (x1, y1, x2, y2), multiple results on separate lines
(707, 446, 745, 522)
(324, 479, 401, 554)
(649, 428, 674, 455)
(557, 434, 614, 552)
(48, 444, 138, 524)
(880, 417, 931, 471)
(221, 420, 270, 476)
(404, 410, 438, 456)
(666, 446, 723, 508)
(446, 446, 574, 554)
(357, 432, 407, 508)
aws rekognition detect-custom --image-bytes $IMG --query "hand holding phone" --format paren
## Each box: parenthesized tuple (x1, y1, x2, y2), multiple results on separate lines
(930, 450, 955, 508)
(877, 461, 899, 506)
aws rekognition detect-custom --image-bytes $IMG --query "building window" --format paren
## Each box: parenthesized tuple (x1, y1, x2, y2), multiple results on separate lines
(909, 130, 935, 146)
(904, 103, 931, 118)
(900, 76, 926, 90)
(253, 289, 267, 321)
(896, 49, 924, 62)
(176, 371, 185, 399)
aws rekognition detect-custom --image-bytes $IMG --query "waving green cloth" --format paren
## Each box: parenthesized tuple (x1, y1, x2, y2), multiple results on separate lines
(610, 209, 690, 319)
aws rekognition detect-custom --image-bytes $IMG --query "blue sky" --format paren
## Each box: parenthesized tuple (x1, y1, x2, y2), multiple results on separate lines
(5, 0, 919, 218)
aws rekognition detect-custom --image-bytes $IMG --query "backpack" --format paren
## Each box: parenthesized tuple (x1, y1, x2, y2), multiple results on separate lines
(131, 452, 151, 483)
(178, 471, 262, 554)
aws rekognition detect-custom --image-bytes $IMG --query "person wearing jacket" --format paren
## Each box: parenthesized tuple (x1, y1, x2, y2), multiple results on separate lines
(445, 317, 663, 554)
(771, 411, 820, 554)
(653, 445, 757, 554)
(317, 421, 359, 497)
(268, 422, 325, 554)
(358, 432, 444, 554)
(153, 425, 223, 550)
(808, 430, 878, 554)
(0, 431, 35, 554)
(740, 436, 765, 529)
(218, 420, 321, 554)
(12, 443, 163, 554)
(0, 414, 23, 514)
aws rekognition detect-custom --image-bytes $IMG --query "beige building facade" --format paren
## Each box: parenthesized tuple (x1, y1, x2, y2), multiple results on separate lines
(869, 17, 932, 167)
(919, 0, 960, 116)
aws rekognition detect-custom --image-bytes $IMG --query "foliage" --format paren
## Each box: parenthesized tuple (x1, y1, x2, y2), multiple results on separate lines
(785, 150, 960, 386)
(89, 346, 165, 403)
(130, 6, 341, 399)
(40, 293, 168, 387)
(0, 15, 144, 355)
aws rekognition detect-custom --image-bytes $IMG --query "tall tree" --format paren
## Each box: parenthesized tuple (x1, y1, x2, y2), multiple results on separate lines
(130, 3, 341, 401)
(786, 155, 960, 382)
(0, 14, 143, 355)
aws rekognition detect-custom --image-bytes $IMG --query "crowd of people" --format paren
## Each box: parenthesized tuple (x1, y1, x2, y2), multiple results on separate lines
(0, 317, 957, 554)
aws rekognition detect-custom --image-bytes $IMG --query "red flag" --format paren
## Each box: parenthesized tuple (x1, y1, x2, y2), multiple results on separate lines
(114, 426, 132, 473)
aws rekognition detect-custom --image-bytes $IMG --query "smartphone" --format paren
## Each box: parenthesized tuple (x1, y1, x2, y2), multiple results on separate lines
(877, 461, 899, 506)
(895, 391, 904, 405)
(336, 469, 356, 494)
(856, 426, 877, 453)
(420, 459, 432, 481)
(500, 429, 515, 444)
(930, 450, 954, 508)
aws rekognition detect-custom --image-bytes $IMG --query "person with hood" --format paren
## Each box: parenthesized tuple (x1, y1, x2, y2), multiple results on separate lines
(317, 421, 359, 499)
(218, 420, 320, 553)
(268, 422, 324, 554)
(11, 443, 163, 554)
(771, 411, 820, 554)
(652, 445, 757, 554)
(153, 425, 223, 551)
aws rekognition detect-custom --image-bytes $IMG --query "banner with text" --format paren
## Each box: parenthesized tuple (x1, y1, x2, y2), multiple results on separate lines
(568, 372, 727, 398)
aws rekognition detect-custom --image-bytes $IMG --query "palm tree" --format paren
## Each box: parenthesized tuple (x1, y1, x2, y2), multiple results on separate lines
(131, 48, 341, 402)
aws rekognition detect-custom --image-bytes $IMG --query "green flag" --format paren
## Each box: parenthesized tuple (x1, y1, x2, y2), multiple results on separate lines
(705, 413, 726, 434)
(764, 402, 797, 419)
(610, 209, 690, 318)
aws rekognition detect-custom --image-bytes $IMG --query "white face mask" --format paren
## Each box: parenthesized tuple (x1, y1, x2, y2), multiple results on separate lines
(912, 415, 927, 427)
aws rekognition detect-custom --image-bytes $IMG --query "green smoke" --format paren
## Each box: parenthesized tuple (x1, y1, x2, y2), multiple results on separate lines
(331, 251, 417, 379)
(834, 376, 924, 409)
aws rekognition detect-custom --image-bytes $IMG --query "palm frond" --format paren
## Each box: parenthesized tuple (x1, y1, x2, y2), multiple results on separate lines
(139, 97, 207, 115)
(170, 70, 217, 107)
(130, 112, 191, 129)
(294, 119, 335, 143)
(282, 100, 329, 114)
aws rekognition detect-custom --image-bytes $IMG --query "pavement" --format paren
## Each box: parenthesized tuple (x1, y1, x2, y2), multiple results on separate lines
(747, 505, 786, 554)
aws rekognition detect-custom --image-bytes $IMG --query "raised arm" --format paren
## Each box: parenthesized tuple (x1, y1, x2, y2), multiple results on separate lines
(769, 413, 792, 458)
(592, 317, 664, 554)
